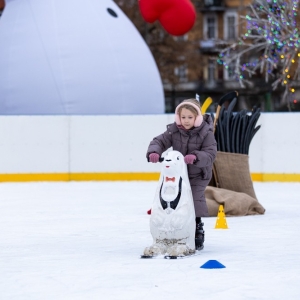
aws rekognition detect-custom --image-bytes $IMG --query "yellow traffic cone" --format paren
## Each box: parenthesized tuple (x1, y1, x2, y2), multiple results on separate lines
(215, 205, 228, 229)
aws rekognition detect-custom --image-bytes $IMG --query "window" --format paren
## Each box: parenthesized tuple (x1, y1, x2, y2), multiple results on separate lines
(175, 65, 188, 82)
(205, 59, 217, 88)
(207, 17, 216, 39)
(204, 0, 214, 5)
(224, 61, 236, 80)
(227, 16, 235, 39)
(208, 59, 216, 82)
(204, 14, 217, 39)
(224, 11, 237, 40)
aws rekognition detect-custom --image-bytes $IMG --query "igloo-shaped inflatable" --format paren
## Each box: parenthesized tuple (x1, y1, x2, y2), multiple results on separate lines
(0, 0, 164, 115)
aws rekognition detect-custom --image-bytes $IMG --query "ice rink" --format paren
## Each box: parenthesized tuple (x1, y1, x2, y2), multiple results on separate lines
(1, 181, 299, 300)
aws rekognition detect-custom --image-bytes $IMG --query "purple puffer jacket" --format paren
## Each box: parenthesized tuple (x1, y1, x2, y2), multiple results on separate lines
(146, 114, 217, 217)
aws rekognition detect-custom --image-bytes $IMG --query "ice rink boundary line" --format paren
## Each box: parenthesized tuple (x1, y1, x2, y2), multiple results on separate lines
(1, 173, 300, 182)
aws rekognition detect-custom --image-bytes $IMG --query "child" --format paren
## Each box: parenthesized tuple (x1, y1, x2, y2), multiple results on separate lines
(146, 98, 217, 250)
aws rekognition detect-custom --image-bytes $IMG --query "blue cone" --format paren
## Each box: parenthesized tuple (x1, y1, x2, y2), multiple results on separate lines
(200, 260, 226, 269)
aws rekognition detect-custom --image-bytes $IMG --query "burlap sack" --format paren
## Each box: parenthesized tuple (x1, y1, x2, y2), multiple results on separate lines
(210, 151, 257, 200)
(205, 186, 265, 217)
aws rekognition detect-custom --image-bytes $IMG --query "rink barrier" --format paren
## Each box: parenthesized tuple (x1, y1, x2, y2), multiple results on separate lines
(1, 172, 300, 182)
(0, 113, 300, 182)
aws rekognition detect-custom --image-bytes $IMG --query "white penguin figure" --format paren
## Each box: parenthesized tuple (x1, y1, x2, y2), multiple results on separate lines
(0, 0, 164, 115)
(143, 150, 196, 258)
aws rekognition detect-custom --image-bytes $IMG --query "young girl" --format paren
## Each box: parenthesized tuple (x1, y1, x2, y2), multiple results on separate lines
(146, 98, 217, 250)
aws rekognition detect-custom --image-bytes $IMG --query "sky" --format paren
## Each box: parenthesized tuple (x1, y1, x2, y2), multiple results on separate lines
(0, 181, 299, 300)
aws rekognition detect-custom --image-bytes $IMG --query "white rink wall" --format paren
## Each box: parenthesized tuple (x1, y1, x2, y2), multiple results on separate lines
(0, 113, 299, 181)
(249, 113, 300, 174)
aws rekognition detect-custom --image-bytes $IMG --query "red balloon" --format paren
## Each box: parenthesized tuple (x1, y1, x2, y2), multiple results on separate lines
(139, 0, 196, 36)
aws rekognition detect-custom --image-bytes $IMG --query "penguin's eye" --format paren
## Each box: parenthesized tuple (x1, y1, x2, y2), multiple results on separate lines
(107, 8, 118, 18)
(177, 156, 180, 160)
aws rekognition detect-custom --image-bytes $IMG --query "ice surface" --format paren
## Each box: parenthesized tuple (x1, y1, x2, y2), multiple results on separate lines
(0, 181, 299, 299)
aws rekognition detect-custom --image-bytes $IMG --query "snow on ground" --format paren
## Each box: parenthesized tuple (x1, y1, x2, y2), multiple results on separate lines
(0, 181, 299, 300)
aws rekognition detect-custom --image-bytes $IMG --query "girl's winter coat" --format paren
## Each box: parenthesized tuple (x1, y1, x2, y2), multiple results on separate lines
(146, 114, 217, 217)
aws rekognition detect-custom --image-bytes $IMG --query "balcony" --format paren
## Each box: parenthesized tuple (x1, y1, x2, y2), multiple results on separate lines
(163, 81, 199, 92)
(199, 0, 225, 12)
(198, 79, 242, 92)
(199, 39, 228, 53)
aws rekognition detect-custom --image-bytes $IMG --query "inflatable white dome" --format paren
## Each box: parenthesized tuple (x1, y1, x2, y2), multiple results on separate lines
(0, 0, 164, 115)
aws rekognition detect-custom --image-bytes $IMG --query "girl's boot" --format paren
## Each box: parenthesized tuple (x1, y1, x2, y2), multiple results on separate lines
(195, 218, 205, 250)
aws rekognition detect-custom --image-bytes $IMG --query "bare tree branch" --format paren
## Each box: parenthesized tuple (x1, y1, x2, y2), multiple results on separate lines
(219, 0, 300, 110)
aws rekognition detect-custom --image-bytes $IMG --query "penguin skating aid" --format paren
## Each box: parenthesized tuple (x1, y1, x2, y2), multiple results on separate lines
(141, 151, 197, 259)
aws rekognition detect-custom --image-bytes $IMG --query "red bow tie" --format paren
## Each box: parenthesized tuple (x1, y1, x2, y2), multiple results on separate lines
(166, 177, 175, 182)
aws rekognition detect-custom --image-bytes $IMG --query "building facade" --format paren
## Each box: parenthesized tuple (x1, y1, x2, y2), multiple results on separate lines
(164, 0, 278, 112)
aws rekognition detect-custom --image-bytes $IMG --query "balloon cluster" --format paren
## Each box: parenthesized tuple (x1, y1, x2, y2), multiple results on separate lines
(139, 0, 196, 36)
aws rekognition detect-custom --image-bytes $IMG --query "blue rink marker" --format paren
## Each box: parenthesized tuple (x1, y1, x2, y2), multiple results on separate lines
(200, 260, 226, 269)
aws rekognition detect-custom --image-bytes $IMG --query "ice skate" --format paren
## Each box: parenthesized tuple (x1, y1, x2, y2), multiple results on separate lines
(195, 221, 205, 250)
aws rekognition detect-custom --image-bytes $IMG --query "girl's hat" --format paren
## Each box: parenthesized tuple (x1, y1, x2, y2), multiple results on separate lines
(175, 99, 203, 127)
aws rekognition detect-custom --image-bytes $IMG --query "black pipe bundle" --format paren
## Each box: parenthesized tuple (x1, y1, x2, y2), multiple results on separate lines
(214, 96, 261, 155)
